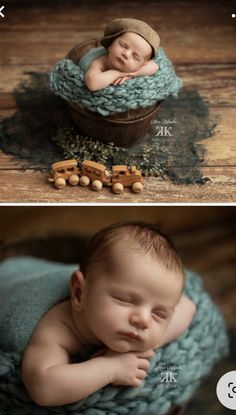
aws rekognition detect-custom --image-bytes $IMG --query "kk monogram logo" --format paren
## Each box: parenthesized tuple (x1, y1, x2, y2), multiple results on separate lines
(161, 371, 178, 383)
(154, 126, 173, 136)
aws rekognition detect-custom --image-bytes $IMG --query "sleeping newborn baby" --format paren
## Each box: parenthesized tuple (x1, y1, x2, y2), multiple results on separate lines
(85, 18, 160, 91)
(21, 221, 196, 406)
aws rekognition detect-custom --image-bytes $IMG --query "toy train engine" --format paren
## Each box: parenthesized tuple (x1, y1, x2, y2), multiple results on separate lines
(111, 165, 143, 194)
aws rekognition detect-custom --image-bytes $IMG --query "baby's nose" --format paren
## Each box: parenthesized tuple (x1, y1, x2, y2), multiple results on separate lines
(122, 49, 131, 59)
(130, 309, 150, 330)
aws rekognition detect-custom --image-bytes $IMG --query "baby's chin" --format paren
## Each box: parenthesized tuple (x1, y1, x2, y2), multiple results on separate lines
(113, 346, 142, 353)
(108, 341, 147, 354)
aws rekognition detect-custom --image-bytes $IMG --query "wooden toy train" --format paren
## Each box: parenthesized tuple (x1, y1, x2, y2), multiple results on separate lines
(48, 159, 144, 194)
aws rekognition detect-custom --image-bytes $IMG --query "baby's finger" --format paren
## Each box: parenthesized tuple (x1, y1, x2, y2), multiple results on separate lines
(114, 77, 121, 85)
(116, 78, 123, 85)
(137, 349, 155, 359)
(138, 358, 150, 371)
(121, 77, 131, 84)
(136, 368, 148, 380)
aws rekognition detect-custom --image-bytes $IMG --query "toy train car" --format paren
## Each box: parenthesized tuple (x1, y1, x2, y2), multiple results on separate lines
(48, 159, 144, 194)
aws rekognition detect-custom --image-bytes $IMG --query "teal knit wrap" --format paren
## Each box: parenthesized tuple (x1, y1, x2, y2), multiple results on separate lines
(0, 257, 229, 415)
(49, 47, 182, 116)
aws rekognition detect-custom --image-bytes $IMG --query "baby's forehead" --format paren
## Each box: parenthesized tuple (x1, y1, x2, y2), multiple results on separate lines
(111, 246, 183, 272)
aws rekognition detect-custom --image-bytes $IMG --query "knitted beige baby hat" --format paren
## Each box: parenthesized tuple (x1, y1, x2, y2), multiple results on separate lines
(101, 18, 160, 58)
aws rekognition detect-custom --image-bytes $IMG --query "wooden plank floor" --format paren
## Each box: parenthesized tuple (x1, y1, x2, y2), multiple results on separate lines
(0, 1, 236, 203)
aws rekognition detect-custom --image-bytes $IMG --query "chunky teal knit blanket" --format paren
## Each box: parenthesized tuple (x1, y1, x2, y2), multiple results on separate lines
(0, 257, 228, 415)
(49, 47, 182, 116)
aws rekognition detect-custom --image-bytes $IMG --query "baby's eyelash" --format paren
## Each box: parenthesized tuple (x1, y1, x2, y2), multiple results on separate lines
(152, 311, 167, 319)
(114, 295, 132, 303)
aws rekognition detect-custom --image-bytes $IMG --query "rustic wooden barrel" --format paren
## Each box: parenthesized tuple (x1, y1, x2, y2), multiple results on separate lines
(66, 40, 162, 147)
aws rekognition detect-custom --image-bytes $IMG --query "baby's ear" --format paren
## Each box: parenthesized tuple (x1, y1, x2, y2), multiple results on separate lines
(70, 271, 86, 311)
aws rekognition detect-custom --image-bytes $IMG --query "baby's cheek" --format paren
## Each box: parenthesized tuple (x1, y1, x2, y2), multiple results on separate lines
(151, 324, 166, 344)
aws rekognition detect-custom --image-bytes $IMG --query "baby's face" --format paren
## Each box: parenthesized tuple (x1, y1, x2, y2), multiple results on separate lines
(82, 250, 183, 353)
(107, 32, 152, 73)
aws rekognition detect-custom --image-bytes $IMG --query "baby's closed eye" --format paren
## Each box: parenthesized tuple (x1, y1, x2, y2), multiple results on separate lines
(113, 295, 132, 304)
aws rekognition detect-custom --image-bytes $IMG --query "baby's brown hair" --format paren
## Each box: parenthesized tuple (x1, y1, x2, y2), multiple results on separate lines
(80, 222, 183, 280)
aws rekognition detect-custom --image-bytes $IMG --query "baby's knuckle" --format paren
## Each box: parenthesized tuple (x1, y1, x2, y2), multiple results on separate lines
(141, 358, 149, 367)
(145, 360, 150, 369)
(140, 369, 146, 378)
(132, 378, 141, 387)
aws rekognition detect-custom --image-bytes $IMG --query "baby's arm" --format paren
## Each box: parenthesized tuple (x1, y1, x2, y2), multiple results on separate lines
(132, 60, 159, 77)
(85, 58, 123, 91)
(22, 341, 112, 406)
(158, 295, 196, 348)
(112, 60, 158, 86)
(21, 320, 153, 406)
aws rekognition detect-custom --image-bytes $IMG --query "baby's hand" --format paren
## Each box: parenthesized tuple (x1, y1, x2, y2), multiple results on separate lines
(112, 75, 133, 86)
(104, 349, 155, 387)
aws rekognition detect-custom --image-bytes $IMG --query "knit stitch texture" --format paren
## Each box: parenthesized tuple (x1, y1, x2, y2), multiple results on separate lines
(0, 257, 228, 415)
(49, 47, 182, 116)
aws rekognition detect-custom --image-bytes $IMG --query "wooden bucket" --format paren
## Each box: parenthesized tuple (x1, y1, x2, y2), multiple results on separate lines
(66, 40, 162, 147)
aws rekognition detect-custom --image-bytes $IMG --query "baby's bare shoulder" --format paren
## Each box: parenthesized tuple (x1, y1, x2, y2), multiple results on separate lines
(86, 55, 108, 74)
(28, 300, 82, 355)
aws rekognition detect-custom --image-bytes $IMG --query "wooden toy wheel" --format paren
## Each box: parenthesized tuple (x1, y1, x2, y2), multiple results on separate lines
(79, 176, 90, 186)
(91, 180, 103, 191)
(68, 174, 79, 186)
(132, 182, 143, 193)
(55, 177, 66, 189)
(112, 183, 124, 194)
